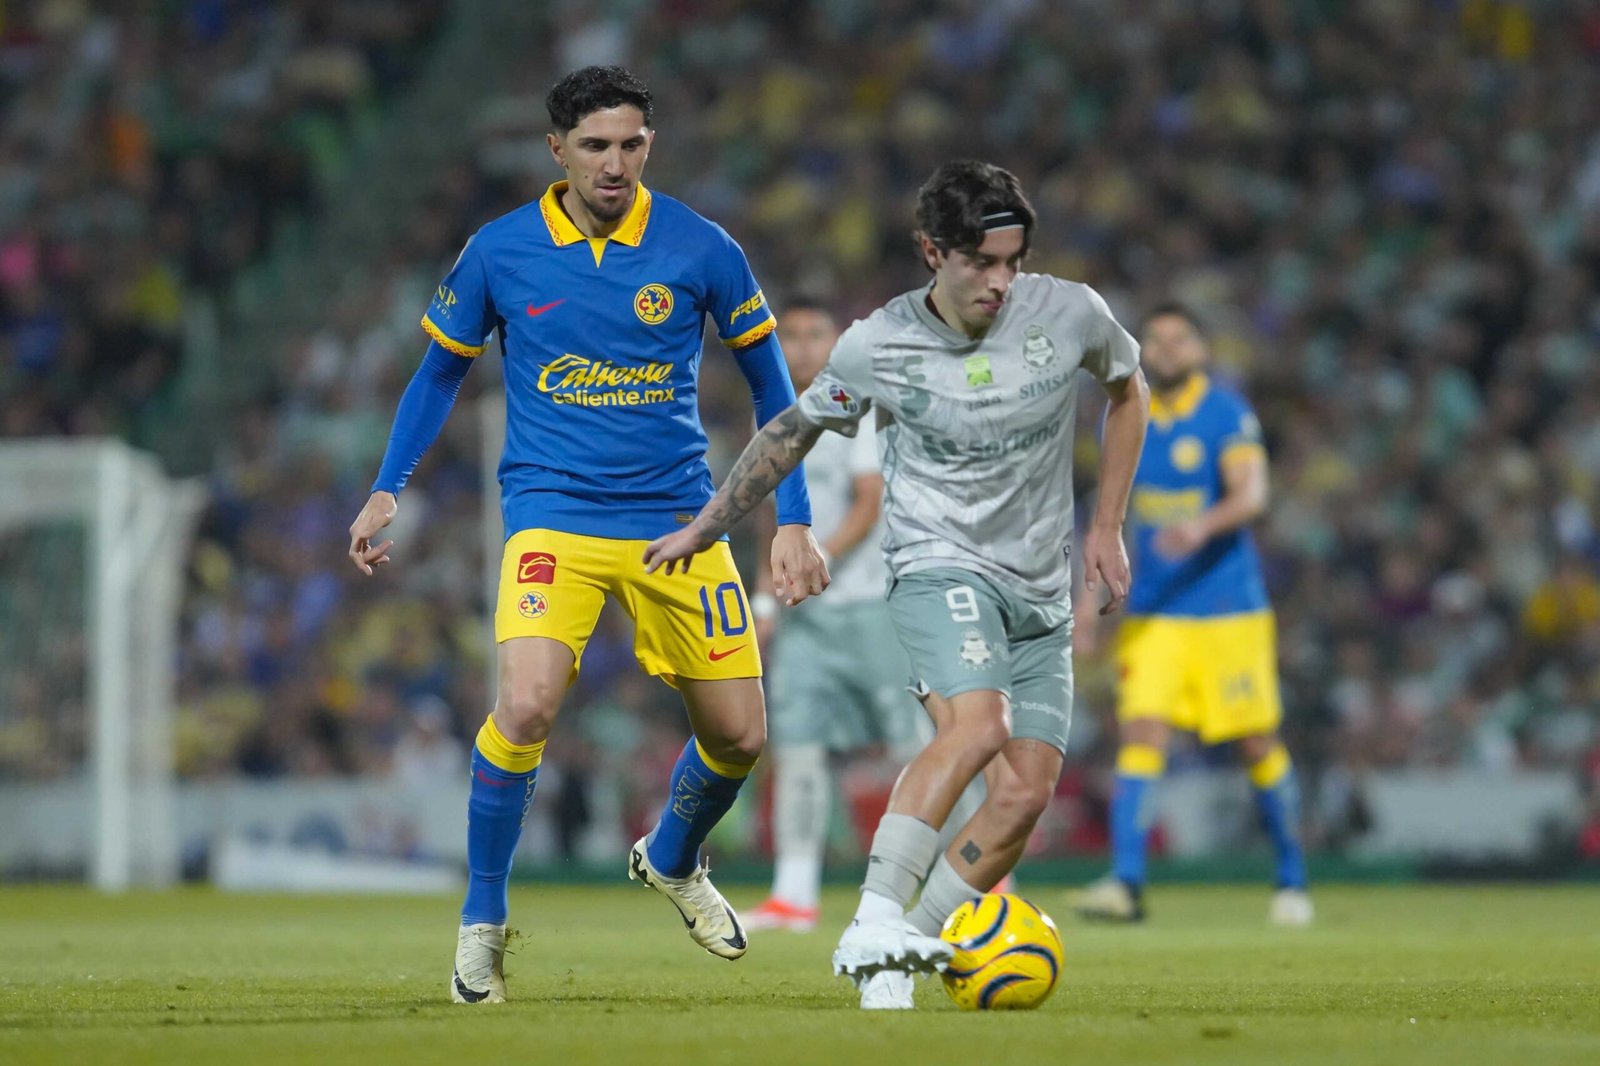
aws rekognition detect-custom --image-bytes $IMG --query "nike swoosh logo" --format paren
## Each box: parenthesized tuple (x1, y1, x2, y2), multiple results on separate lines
(707, 646, 746, 662)
(525, 300, 565, 317)
(453, 970, 490, 1003)
(721, 907, 745, 949)
(631, 846, 698, 929)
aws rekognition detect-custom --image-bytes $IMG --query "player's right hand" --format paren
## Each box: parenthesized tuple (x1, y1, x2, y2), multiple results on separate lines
(348, 490, 398, 575)
(641, 526, 715, 575)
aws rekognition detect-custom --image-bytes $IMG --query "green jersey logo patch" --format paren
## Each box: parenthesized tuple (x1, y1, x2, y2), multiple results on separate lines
(964, 354, 993, 388)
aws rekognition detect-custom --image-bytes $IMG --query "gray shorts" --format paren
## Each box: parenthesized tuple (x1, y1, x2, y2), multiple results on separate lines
(887, 567, 1074, 753)
(768, 598, 925, 756)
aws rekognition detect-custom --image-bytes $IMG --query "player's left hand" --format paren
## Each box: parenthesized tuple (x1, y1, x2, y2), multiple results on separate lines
(1155, 519, 1208, 559)
(1083, 523, 1132, 616)
(642, 525, 717, 575)
(772, 524, 830, 606)
(348, 490, 398, 576)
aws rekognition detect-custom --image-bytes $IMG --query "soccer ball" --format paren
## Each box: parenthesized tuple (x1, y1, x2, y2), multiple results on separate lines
(939, 893, 1064, 1011)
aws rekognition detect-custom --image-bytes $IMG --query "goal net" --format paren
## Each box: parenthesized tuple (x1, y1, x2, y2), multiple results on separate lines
(0, 440, 204, 889)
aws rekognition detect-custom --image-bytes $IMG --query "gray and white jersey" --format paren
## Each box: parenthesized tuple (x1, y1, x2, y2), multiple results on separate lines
(795, 274, 1139, 603)
(801, 418, 887, 605)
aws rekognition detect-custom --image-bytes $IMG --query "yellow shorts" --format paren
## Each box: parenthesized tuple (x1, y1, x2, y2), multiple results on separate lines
(1115, 611, 1281, 744)
(495, 528, 762, 685)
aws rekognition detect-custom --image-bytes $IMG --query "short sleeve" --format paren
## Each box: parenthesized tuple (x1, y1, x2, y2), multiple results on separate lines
(847, 418, 881, 476)
(1078, 285, 1141, 384)
(1218, 392, 1267, 466)
(704, 225, 777, 351)
(421, 234, 495, 358)
(795, 321, 876, 435)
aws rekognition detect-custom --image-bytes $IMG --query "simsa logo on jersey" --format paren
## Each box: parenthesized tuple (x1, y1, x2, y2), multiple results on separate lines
(537, 354, 677, 406)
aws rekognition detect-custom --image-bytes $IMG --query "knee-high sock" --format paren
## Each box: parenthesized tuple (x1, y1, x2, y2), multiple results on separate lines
(1250, 744, 1308, 890)
(909, 854, 984, 935)
(855, 812, 940, 923)
(646, 739, 754, 878)
(770, 744, 828, 908)
(1110, 743, 1165, 888)
(461, 717, 544, 927)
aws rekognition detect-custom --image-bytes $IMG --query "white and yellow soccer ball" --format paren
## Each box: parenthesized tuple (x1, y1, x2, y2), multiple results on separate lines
(939, 893, 1064, 1011)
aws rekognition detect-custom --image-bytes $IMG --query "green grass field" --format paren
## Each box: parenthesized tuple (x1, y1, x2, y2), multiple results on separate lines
(2, 883, 1597, 1065)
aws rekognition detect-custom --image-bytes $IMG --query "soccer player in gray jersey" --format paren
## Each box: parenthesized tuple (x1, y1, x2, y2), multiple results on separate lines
(644, 160, 1149, 1009)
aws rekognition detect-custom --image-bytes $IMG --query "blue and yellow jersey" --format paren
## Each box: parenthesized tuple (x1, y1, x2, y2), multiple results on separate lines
(422, 181, 798, 540)
(1126, 373, 1269, 617)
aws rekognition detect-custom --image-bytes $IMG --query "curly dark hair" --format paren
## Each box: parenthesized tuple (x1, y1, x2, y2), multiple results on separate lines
(546, 65, 654, 133)
(913, 160, 1035, 270)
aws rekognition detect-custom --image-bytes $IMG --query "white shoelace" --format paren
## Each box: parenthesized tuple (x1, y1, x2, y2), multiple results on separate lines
(457, 928, 501, 985)
(672, 866, 727, 920)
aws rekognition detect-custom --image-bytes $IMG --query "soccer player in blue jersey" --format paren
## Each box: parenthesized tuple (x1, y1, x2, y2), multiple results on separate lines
(1071, 303, 1312, 927)
(346, 66, 826, 1003)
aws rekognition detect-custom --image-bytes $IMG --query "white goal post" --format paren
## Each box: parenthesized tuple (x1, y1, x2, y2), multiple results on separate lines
(0, 440, 204, 890)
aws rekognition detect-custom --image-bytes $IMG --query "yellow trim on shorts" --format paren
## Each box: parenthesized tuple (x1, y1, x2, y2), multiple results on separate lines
(1116, 743, 1166, 779)
(476, 716, 545, 774)
(1248, 744, 1290, 789)
(694, 739, 755, 779)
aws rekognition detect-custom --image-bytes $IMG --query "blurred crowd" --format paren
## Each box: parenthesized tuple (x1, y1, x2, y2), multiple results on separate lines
(0, 0, 443, 443)
(3, 1, 1599, 859)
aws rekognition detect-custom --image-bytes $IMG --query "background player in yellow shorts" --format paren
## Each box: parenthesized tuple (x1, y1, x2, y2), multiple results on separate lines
(1072, 303, 1312, 927)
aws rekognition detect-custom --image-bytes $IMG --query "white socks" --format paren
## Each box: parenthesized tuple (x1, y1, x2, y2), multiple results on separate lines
(769, 744, 828, 908)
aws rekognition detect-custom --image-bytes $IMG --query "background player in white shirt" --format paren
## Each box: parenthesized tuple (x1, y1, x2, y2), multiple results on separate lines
(745, 299, 926, 933)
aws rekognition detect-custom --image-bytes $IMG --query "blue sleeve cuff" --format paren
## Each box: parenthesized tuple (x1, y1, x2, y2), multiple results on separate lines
(732, 333, 812, 526)
(372, 341, 473, 494)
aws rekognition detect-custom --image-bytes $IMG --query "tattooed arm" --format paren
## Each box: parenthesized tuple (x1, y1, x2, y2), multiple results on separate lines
(642, 405, 827, 597)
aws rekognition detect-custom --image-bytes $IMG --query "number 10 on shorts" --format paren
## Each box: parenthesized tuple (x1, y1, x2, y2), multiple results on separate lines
(699, 581, 750, 638)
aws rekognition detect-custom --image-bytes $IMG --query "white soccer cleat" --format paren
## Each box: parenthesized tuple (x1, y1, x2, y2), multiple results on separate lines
(1069, 876, 1146, 923)
(627, 837, 748, 960)
(858, 968, 916, 1010)
(1269, 888, 1314, 927)
(831, 917, 953, 984)
(450, 922, 506, 1004)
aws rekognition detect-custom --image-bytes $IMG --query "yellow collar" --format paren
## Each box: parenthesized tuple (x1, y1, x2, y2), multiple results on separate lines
(538, 181, 653, 254)
(1150, 372, 1210, 423)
